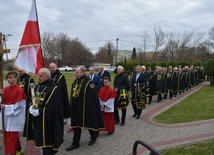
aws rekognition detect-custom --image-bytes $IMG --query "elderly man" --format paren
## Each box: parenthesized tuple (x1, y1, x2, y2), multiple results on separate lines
(89, 67, 101, 91)
(98, 66, 111, 87)
(131, 65, 147, 119)
(113, 66, 130, 126)
(29, 68, 63, 155)
(66, 67, 104, 151)
(49, 63, 70, 124)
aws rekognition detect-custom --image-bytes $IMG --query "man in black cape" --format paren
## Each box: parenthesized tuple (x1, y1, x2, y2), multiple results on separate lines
(66, 67, 104, 151)
(29, 68, 63, 155)
(49, 63, 70, 123)
(17, 68, 35, 141)
(131, 65, 147, 119)
(147, 67, 157, 104)
(113, 66, 130, 126)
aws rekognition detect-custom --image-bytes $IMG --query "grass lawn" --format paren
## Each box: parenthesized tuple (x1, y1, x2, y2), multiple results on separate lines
(154, 85, 214, 124)
(162, 140, 214, 155)
(154, 84, 214, 155)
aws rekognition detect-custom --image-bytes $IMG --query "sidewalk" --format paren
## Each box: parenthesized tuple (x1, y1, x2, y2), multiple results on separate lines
(1, 81, 214, 155)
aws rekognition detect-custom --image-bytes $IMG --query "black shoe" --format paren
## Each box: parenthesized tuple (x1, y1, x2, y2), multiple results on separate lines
(66, 144, 79, 151)
(88, 140, 96, 146)
(115, 121, 120, 125)
(108, 131, 114, 135)
(136, 115, 140, 119)
(132, 114, 136, 117)
(120, 123, 125, 126)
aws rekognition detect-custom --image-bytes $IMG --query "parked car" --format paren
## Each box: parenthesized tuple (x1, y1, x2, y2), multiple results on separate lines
(58, 66, 73, 71)
(104, 66, 116, 72)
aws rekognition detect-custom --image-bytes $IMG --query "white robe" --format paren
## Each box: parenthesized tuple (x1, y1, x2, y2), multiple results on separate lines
(99, 98, 115, 113)
(0, 99, 26, 132)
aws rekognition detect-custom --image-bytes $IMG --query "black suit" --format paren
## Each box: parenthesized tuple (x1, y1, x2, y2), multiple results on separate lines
(98, 70, 111, 86)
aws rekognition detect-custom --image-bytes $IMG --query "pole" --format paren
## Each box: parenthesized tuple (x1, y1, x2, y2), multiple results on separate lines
(116, 38, 119, 63)
(0, 32, 5, 146)
(2, 34, 12, 61)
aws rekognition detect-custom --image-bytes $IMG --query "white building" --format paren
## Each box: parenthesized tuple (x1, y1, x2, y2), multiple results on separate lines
(113, 50, 132, 65)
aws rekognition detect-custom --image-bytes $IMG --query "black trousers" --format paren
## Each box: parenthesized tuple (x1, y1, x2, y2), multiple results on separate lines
(114, 108, 126, 124)
(157, 93, 162, 101)
(73, 128, 98, 146)
(131, 95, 137, 115)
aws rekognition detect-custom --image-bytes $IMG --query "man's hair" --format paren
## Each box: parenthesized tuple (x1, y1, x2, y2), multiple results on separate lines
(89, 67, 95, 71)
(79, 66, 85, 74)
(40, 68, 51, 77)
(103, 76, 110, 82)
(5, 71, 18, 79)
(117, 65, 124, 70)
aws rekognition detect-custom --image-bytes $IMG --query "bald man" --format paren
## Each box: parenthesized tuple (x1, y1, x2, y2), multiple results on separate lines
(49, 63, 70, 124)
(29, 68, 63, 155)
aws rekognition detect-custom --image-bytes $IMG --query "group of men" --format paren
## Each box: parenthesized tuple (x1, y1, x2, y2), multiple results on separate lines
(0, 63, 205, 155)
(0, 63, 129, 155)
(146, 65, 205, 104)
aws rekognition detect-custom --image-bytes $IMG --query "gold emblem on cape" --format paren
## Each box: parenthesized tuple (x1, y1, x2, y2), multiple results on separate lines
(72, 84, 81, 97)
(18, 81, 25, 88)
(33, 92, 45, 109)
(90, 83, 95, 89)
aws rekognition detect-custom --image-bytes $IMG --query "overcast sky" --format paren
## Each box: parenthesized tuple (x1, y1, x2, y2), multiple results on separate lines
(1, 0, 214, 59)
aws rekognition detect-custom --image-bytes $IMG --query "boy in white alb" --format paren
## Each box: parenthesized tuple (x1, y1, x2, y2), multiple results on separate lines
(98, 77, 117, 135)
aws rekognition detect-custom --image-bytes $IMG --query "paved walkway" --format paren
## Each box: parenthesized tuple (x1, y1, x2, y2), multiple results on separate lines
(1, 81, 214, 155)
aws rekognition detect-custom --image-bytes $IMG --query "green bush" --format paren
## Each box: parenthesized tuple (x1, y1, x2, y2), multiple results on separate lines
(204, 59, 214, 86)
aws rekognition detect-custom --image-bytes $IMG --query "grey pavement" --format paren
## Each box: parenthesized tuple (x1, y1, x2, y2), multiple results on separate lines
(0, 81, 214, 155)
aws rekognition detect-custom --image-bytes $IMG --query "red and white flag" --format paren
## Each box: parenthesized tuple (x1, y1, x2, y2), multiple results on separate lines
(14, 0, 44, 74)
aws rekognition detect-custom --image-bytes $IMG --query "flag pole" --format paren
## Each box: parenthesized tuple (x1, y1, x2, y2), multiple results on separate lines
(34, 0, 42, 42)
(34, 0, 44, 67)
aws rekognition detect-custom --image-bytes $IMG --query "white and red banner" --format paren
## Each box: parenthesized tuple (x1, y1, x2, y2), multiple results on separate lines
(14, 0, 44, 74)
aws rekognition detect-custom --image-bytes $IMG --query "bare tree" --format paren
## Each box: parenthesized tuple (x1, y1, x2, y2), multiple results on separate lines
(163, 32, 179, 61)
(41, 32, 95, 67)
(42, 32, 61, 66)
(95, 41, 115, 65)
(141, 31, 152, 62)
(152, 28, 166, 60)
(205, 27, 214, 53)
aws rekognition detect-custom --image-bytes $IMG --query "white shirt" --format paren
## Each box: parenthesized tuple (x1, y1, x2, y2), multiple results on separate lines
(0, 99, 26, 131)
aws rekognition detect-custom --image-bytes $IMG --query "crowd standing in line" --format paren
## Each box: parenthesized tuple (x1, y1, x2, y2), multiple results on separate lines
(0, 64, 205, 154)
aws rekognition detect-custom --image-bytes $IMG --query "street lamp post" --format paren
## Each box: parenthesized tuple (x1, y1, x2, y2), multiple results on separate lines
(2, 34, 12, 61)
